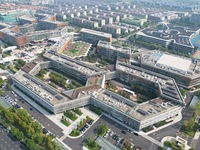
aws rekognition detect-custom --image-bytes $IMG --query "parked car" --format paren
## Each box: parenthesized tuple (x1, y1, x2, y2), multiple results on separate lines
(88, 120, 93, 125)
(134, 132, 139, 136)
(120, 139, 125, 144)
(109, 131, 114, 136)
(103, 133, 108, 138)
(43, 128, 48, 134)
(117, 137, 121, 143)
(121, 130, 126, 134)
(14, 104, 21, 109)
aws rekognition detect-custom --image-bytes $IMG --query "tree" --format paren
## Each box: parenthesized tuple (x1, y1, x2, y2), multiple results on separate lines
(0, 46, 2, 54)
(34, 134, 43, 144)
(0, 89, 5, 96)
(97, 124, 108, 136)
(26, 139, 36, 150)
(164, 141, 172, 148)
(7, 83, 12, 91)
(32, 122, 42, 133)
(0, 77, 4, 87)
(11, 127, 19, 137)
(16, 131, 24, 140)
(180, 89, 187, 97)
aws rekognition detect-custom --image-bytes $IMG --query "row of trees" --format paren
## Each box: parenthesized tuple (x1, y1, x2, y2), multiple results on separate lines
(131, 82, 157, 103)
(0, 106, 61, 150)
(182, 100, 200, 137)
(36, 69, 48, 81)
(49, 72, 66, 88)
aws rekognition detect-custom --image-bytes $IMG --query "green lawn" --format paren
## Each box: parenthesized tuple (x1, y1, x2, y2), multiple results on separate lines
(64, 111, 78, 121)
(61, 118, 70, 127)
(70, 49, 79, 53)
(76, 42, 84, 48)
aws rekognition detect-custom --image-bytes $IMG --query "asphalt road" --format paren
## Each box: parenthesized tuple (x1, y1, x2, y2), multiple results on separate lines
(64, 115, 155, 150)
(0, 125, 27, 150)
(149, 106, 194, 147)
(3, 89, 63, 138)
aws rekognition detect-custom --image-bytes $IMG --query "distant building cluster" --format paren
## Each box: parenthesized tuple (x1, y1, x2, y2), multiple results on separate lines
(0, 13, 67, 47)
(136, 23, 200, 54)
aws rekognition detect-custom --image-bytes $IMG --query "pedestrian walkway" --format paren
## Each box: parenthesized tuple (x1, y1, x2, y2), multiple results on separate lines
(64, 114, 86, 136)
(80, 106, 99, 120)
(190, 131, 200, 148)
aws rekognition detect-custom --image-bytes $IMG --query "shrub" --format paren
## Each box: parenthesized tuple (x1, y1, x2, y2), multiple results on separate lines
(164, 141, 172, 148)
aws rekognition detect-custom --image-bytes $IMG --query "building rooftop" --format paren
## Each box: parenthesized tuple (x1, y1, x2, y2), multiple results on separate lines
(138, 23, 199, 47)
(80, 28, 112, 38)
(116, 61, 184, 104)
(140, 51, 200, 78)
(93, 88, 180, 121)
(1, 28, 25, 38)
(156, 54, 191, 74)
(14, 70, 70, 106)
(19, 15, 37, 22)
(97, 41, 130, 54)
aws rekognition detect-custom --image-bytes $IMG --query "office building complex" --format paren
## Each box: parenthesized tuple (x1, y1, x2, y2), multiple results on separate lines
(12, 33, 185, 131)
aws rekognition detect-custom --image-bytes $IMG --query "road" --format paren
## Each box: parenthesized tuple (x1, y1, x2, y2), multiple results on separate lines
(3, 88, 63, 138)
(0, 125, 27, 150)
(149, 106, 194, 147)
(64, 115, 155, 150)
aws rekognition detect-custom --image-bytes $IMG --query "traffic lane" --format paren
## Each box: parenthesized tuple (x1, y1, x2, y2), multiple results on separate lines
(4, 90, 63, 137)
(64, 115, 152, 150)
(149, 125, 177, 141)
(148, 143, 159, 150)
(0, 126, 27, 150)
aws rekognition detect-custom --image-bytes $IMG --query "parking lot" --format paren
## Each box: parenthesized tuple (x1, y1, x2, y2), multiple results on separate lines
(64, 115, 154, 150)
(103, 130, 131, 149)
